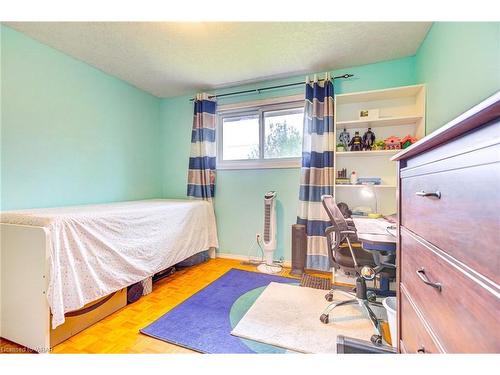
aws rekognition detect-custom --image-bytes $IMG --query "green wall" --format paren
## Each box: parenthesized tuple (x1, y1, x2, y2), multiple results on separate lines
(1, 25, 162, 210)
(3, 22, 498, 262)
(416, 22, 500, 134)
(160, 56, 417, 260)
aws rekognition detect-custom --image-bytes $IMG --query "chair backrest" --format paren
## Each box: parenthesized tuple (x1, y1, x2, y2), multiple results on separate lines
(322, 194, 358, 273)
(322, 195, 393, 278)
(321, 195, 350, 235)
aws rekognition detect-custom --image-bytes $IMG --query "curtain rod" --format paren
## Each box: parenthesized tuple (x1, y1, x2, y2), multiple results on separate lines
(188, 73, 354, 101)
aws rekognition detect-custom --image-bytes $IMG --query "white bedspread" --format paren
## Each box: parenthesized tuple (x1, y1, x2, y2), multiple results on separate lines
(1, 199, 218, 328)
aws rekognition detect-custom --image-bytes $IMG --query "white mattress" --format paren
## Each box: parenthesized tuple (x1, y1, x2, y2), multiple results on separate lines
(1, 199, 219, 328)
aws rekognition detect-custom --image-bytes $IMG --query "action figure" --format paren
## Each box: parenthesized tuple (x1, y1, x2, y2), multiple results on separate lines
(362, 127, 376, 150)
(349, 131, 363, 151)
(338, 128, 350, 150)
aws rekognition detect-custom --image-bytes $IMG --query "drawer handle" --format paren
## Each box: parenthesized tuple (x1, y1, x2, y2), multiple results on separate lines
(415, 190, 441, 199)
(417, 347, 426, 354)
(416, 268, 442, 292)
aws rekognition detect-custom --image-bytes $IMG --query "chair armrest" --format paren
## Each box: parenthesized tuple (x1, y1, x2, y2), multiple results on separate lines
(340, 230, 357, 235)
(325, 226, 339, 242)
(325, 226, 340, 266)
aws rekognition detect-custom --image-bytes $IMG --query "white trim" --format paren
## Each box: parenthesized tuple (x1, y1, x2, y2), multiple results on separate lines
(216, 252, 292, 268)
(216, 158, 301, 170)
(216, 96, 304, 170)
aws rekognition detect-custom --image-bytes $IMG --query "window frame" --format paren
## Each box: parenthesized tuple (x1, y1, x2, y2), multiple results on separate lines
(216, 95, 304, 170)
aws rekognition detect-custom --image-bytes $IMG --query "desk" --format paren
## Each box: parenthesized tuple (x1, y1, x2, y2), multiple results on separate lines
(352, 217, 396, 296)
(352, 217, 397, 246)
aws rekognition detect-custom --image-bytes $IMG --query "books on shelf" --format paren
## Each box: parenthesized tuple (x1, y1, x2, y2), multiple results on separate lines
(357, 177, 382, 185)
(336, 177, 382, 185)
(336, 178, 351, 185)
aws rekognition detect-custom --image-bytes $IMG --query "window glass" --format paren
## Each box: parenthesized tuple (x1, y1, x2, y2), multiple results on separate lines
(263, 108, 304, 159)
(222, 114, 260, 160)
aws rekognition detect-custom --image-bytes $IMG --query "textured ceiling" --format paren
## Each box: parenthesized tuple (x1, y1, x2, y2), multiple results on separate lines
(5, 22, 431, 98)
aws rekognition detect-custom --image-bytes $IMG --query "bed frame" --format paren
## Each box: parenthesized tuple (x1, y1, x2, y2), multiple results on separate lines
(0, 222, 216, 352)
(1, 223, 53, 352)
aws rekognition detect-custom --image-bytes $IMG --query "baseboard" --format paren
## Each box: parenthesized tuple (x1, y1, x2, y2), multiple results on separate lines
(214, 254, 394, 289)
(216, 252, 292, 268)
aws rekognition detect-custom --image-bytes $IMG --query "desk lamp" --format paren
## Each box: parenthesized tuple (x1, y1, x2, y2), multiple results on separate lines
(360, 185, 382, 219)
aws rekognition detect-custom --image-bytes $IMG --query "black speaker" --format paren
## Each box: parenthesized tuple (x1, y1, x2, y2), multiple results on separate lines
(291, 224, 307, 276)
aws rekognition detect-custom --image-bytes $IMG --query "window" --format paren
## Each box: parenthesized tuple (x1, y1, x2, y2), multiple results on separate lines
(221, 113, 260, 161)
(263, 108, 303, 159)
(217, 98, 304, 169)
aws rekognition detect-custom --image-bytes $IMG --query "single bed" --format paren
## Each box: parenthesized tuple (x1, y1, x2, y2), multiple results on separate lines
(0, 199, 218, 352)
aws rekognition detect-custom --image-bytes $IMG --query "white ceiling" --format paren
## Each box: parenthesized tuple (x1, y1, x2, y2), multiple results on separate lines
(5, 22, 431, 98)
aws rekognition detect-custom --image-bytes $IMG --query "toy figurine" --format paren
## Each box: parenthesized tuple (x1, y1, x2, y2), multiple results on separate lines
(338, 128, 350, 150)
(401, 134, 418, 149)
(362, 127, 376, 150)
(373, 139, 386, 150)
(384, 136, 402, 150)
(349, 131, 363, 151)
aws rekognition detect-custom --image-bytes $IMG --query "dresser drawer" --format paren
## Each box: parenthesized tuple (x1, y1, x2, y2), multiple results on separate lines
(401, 161, 500, 283)
(400, 228, 500, 353)
(400, 287, 441, 354)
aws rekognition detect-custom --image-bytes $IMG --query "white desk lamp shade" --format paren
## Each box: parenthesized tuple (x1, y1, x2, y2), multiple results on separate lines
(360, 185, 378, 214)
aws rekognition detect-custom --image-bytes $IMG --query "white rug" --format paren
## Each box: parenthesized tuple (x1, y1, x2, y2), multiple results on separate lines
(231, 282, 384, 353)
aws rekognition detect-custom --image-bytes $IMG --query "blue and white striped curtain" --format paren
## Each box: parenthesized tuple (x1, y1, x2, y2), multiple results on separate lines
(297, 75, 335, 271)
(187, 93, 217, 200)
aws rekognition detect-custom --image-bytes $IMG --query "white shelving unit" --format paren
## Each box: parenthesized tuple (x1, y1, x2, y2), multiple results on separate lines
(336, 115, 423, 129)
(334, 84, 426, 216)
(335, 184, 397, 189)
(336, 149, 400, 158)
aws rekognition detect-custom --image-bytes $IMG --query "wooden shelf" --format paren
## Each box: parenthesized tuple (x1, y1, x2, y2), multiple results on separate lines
(336, 84, 425, 105)
(336, 149, 399, 157)
(336, 115, 422, 129)
(335, 184, 397, 189)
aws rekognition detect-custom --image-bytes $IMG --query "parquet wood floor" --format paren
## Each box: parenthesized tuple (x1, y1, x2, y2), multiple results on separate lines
(1, 258, 321, 354)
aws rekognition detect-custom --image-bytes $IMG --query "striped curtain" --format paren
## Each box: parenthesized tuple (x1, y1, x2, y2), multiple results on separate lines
(187, 93, 217, 200)
(297, 75, 335, 271)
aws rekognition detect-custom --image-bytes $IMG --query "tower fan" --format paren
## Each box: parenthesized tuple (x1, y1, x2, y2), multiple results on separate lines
(257, 191, 282, 274)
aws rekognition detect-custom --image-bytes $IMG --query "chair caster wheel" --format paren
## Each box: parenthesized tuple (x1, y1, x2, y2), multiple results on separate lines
(371, 334, 383, 346)
(325, 293, 334, 302)
(367, 291, 377, 302)
(320, 314, 329, 324)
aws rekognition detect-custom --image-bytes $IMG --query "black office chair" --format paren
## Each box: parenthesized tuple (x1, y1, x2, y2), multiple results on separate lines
(320, 194, 390, 345)
(323, 196, 396, 290)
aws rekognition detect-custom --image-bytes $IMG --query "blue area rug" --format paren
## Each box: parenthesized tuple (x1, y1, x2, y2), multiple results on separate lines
(140, 268, 297, 353)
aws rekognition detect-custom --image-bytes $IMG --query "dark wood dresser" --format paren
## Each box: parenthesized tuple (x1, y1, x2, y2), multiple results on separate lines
(392, 92, 500, 353)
